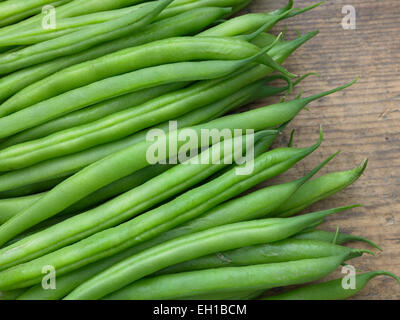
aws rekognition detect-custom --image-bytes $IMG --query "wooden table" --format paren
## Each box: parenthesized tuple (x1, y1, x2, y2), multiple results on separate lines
(244, 0, 400, 299)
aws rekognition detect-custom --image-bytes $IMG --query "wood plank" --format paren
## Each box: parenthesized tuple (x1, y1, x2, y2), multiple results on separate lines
(246, 0, 400, 299)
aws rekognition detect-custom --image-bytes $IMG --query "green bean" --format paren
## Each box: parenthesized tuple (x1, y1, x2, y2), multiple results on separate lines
(104, 255, 349, 300)
(64, 209, 349, 300)
(0, 7, 229, 103)
(198, 0, 321, 37)
(156, 239, 366, 276)
(0, 177, 66, 199)
(0, 0, 173, 75)
(0, 46, 17, 54)
(0, 6, 142, 45)
(0, 131, 276, 269)
(293, 229, 382, 251)
(0, 193, 42, 224)
(0, 33, 292, 120)
(155, 0, 249, 21)
(0, 76, 284, 196)
(273, 159, 368, 217)
(0, 0, 72, 28)
(0, 27, 86, 46)
(0, 50, 274, 141)
(264, 271, 400, 300)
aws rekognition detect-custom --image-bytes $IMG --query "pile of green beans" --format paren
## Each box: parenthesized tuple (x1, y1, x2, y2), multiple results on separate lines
(0, 98, 332, 244)
(0, 0, 397, 301)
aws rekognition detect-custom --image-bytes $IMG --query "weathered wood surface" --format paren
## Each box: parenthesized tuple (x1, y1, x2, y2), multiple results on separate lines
(245, 0, 400, 299)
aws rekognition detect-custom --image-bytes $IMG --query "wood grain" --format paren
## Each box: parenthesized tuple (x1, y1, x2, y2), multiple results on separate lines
(245, 0, 400, 299)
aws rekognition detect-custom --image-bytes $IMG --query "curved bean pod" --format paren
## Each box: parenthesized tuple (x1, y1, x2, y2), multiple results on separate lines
(0, 193, 42, 224)
(155, 0, 250, 21)
(0, 288, 26, 300)
(264, 271, 400, 300)
(273, 159, 368, 217)
(198, 0, 320, 36)
(181, 290, 263, 300)
(294, 229, 382, 251)
(0, 7, 230, 103)
(63, 210, 347, 300)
